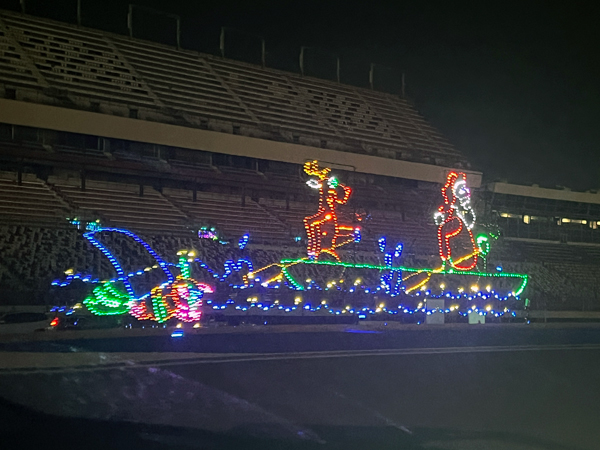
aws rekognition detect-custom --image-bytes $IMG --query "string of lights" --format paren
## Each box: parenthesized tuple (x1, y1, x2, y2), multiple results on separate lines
(54, 161, 529, 323)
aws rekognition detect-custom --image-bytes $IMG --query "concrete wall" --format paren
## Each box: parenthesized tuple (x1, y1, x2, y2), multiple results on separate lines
(0, 99, 483, 187)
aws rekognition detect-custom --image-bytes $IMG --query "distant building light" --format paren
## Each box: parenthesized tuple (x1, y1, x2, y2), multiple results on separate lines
(523, 215, 530, 224)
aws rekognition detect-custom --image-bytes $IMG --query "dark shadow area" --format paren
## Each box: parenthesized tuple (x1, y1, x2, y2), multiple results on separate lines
(0, 396, 582, 450)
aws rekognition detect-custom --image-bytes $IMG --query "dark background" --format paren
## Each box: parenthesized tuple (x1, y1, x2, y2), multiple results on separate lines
(1, 0, 599, 190)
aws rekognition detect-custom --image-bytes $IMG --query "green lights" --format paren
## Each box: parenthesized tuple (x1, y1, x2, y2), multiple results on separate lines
(476, 234, 490, 256)
(279, 258, 528, 298)
(83, 282, 131, 316)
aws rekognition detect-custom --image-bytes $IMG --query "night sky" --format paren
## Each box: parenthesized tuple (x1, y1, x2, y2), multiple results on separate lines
(2, 0, 599, 190)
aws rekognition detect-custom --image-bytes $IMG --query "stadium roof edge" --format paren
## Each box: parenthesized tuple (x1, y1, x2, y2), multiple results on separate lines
(486, 181, 600, 204)
(0, 98, 482, 186)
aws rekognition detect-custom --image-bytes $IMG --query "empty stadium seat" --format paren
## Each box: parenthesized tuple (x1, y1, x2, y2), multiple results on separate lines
(1, 11, 158, 108)
(0, 171, 69, 223)
(163, 188, 290, 242)
(49, 178, 189, 233)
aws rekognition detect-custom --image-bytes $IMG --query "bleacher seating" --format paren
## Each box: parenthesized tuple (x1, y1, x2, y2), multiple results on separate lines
(1, 11, 158, 108)
(0, 22, 42, 89)
(0, 10, 469, 168)
(0, 171, 69, 223)
(2, 11, 600, 311)
(111, 36, 254, 124)
(164, 188, 289, 241)
(49, 178, 189, 233)
(206, 57, 339, 138)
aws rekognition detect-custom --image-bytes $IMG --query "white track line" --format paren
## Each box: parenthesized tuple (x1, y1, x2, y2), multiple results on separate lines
(2, 343, 600, 375)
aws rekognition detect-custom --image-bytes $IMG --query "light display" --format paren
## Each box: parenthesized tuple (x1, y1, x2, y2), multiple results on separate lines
(54, 161, 529, 322)
(83, 281, 130, 316)
(198, 226, 219, 240)
(378, 237, 404, 296)
(303, 160, 360, 261)
(278, 258, 528, 298)
(238, 234, 249, 250)
(129, 252, 213, 323)
(434, 172, 478, 271)
(83, 227, 174, 297)
(221, 258, 254, 288)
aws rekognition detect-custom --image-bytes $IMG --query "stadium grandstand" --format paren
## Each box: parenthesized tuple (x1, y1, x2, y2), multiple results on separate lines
(0, 9, 598, 316)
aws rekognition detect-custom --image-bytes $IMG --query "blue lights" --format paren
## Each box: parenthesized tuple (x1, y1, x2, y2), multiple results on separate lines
(378, 237, 386, 253)
(238, 234, 250, 250)
(220, 258, 254, 288)
(171, 330, 185, 338)
(83, 228, 174, 298)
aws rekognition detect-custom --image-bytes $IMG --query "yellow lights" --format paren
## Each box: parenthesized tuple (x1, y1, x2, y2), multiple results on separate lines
(449, 304, 459, 311)
(470, 285, 479, 292)
(439, 283, 446, 289)
(64, 268, 74, 275)
(306, 278, 312, 283)
(379, 303, 385, 309)
(339, 279, 344, 283)
(326, 283, 332, 288)
(420, 285, 427, 291)
(274, 300, 280, 305)
(321, 300, 327, 305)
(486, 285, 491, 292)
(247, 272, 255, 279)
(247, 296, 258, 303)
(523, 215, 530, 224)
(345, 305, 351, 310)
(193, 323, 201, 329)
(354, 278, 362, 286)
(417, 302, 423, 309)
(485, 305, 492, 312)
(177, 250, 186, 256)
(187, 251, 196, 257)
(73, 303, 83, 309)
(152, 264, 158, 269)
(458, 287, 464, 293)
(562, 218, 570, 223)
(375, 307, 382, 312)
(294, 297, 302, 305)
(176, 323, 183, 328)
(144, 267, 152, 272)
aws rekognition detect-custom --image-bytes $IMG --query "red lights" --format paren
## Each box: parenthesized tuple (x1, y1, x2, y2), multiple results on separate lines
(303, 161, 357, 261)
(435, 171, 478, 271)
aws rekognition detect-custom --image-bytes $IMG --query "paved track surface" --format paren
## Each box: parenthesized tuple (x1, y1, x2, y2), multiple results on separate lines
(1, 325, 599, 450)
